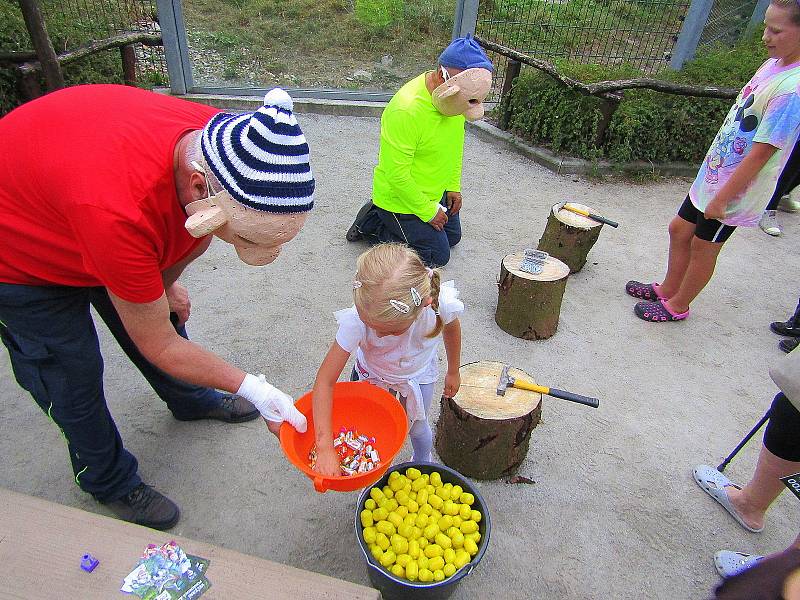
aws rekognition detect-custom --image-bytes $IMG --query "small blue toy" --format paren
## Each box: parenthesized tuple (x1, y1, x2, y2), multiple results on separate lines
(81, 553, 99, 573)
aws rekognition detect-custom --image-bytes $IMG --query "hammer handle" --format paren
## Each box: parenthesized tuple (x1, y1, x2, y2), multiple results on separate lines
(562, 204, 619, 228)
(512, 380, 599, 409)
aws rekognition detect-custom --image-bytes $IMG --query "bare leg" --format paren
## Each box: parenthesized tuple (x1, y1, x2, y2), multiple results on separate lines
(657, 215, 695, 297)
(664, 236, 723, 314)
(726, 446, 800, 531)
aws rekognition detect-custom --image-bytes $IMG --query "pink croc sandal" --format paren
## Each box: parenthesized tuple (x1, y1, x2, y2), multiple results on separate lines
(634, 299, 689, 322)
(625, 280, 666, 301)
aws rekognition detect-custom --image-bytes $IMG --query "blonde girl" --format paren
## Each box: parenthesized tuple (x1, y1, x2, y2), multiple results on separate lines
(311, 243, 463, 476)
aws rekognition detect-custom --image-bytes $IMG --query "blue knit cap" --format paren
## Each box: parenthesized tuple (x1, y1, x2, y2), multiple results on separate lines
(438, 35, 494, 73)
(201, 88, 315, 213)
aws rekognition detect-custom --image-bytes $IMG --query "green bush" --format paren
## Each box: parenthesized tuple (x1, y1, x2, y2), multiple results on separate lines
(354, 0, 404, 33)
(499, 32, 768, 164)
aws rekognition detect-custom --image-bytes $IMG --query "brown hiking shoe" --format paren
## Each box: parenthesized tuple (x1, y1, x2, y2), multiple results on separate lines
(104, 483, 180, 530)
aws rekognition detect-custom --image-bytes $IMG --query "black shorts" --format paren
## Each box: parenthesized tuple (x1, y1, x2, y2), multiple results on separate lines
(677, 196, 736, 243)
(763, 392, 800, 462)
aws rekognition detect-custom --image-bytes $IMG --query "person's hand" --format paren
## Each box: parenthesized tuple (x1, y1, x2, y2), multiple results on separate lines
(444, 370, 461, 398)
(704, 197, 728, 220)
(165, 282, 191, 326)
(446, 191, 463, 216)
(265, 419, 282, 436)
(315, 446, 341, 477)
(429, 206, 448, 231)
(236, 373, 307, 432)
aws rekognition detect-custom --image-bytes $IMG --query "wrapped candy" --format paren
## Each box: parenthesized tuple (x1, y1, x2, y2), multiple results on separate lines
(308, 427, 381, 476)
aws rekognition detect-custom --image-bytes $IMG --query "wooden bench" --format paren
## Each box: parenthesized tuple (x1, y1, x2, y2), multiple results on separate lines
(0, 487, 380, 599)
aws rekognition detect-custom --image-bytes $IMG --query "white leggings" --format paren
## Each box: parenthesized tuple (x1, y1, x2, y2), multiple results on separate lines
(403, 383, 434, 463)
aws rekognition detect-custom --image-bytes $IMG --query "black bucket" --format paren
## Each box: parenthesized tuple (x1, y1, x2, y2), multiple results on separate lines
(354, 461, 490, 600)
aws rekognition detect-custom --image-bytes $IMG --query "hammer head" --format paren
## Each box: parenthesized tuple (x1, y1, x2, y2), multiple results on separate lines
(497, 364, 515, 396)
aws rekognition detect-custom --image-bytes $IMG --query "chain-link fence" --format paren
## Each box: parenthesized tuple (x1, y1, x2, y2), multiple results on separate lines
(698, 0, 758, 49)
(42, 0, 168, 86)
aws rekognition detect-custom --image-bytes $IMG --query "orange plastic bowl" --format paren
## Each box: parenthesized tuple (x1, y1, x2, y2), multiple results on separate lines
(280, 381, 408, 493)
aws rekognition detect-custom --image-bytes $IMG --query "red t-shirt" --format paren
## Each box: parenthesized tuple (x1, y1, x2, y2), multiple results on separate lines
(0, 84, 220, 303)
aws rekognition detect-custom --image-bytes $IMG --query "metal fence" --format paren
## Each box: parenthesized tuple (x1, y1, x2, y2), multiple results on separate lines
(41, 0, 168, 86)
(698, 0, 762, 49)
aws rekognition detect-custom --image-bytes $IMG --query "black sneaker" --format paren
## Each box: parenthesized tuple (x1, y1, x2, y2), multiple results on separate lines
(346, 201, 374, 242)
(771, 320, 800, 338)
(173, 394, 260, 424)
(104, 483, 180, 530)
(780, 338, 799, 353)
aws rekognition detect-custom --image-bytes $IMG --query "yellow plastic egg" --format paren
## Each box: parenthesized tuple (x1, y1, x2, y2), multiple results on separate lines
(376, 521, 395, 536)
(417, 555, 430, 571)
(396, 553, 411, 568)
(396, 506, 409, 518)
(418, 568, 434, 582)
(453, 549, 470, 568)
(415, 513, 429, 528)
(460, 520, 478, 534)
(435, 532, 452, 550)
(416, 489, 429, 506)
(379, 549, 397, 567)
(428, 556, 445, 572)
(372, 507, 388, 522)
(398, 524, 414, 539)
(443, 563, 456, 577)
(407, 499, 419, 513)
(423, 524, 439, 541)
(365, 498, 377, 510)
(466, 531, 481, 544)
(382, 486, 394, 498)
(394, 490, 409, 506)
(428, 494, 444, 510)
(408, 539, 420, 559)
(460, 492, 475, 506)
(411, 477, 427, 491)
(406, 560, 419, 581)
(450, 530, 465, 549)
(430, 472, 442, 487)
(464, 538, 478, 556)
(405, 467, 422, 480)
(451, 516, 462, 528)
(391, 564, 405, 578)
(387, 512, 403, 528)
(418, 536, 429, 549)
(376, 532, 390, 551)
(424, 544, 443, 558)
(363, 526, 377, 544)
(370, 545, 383, 560)
(450, 485, 463, 500)
(459, 504, 472, 520)
(433, 569, 445, 582)
(420, 504, 433, 516)
(389, 475, 407, 492)
(370, 487, 384, 502)
(391, 535, 409, 555)
(360, 510, 373, 528)
(435, 486, 450, 500)
(384, 499, 399, 512)
(443, 547, 456, 564)
(470, 510, 482, 523)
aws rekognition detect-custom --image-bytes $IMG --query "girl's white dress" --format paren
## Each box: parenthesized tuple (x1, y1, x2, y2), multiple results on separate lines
(334, 281, 464, 422)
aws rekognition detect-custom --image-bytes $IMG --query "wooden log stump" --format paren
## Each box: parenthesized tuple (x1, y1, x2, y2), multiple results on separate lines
(495, 251, 570, 340)
(537, 202, 603, 273)
(435, 361, 541, 480)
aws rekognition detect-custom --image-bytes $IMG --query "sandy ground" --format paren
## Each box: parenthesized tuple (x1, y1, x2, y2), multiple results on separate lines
(0, 114, 798, 599)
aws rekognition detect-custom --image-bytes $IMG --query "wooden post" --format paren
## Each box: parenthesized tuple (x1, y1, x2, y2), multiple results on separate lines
(435, 361, 542, 480)
(537, 202, 603, 274)
(495, 251, 570, 340)
(499, 59, 521, 130)
(120, 44, 137, 85)
(18, 0, 64, 92)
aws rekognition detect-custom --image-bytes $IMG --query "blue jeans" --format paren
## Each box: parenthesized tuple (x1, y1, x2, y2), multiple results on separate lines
(360, 194, 462, 267)
(0, 284, 222, 502)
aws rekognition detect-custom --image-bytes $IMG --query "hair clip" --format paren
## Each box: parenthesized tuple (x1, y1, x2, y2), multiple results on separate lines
(425, 267, 434, 278)
(390, 299, 411, 314)
(410, 287, 422, 307)
(353, 280, 363, 289)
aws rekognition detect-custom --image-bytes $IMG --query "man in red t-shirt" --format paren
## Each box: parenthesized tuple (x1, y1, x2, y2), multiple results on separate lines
(0, 85, 315, 530)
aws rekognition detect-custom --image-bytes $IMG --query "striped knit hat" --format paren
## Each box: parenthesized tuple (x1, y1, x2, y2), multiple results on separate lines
(201, 88, 314, 213)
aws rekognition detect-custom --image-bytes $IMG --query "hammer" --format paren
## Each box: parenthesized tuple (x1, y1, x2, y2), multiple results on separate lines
(497, 365, 599, 408)
(560, 202, 619, 228)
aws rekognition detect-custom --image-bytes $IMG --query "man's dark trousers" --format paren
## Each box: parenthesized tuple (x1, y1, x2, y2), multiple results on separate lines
(359, 193, 461, 267)
(0, 283, 222, 502)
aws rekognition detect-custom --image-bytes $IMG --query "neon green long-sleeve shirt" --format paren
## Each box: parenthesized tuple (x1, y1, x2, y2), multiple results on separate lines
(371, 73, 465, 223)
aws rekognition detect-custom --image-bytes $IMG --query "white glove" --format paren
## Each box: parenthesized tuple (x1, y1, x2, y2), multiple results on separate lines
(236, 373, 307, 433)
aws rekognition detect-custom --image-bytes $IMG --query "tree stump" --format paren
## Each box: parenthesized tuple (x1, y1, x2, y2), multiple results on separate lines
(537, 202, 603, 273)
(495, 251, 570, 340)
(435, 361, 542, 480)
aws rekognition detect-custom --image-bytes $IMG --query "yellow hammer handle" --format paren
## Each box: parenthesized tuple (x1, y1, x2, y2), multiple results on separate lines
(563, 204, 590, 217)
(512, 380, 550, 394)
